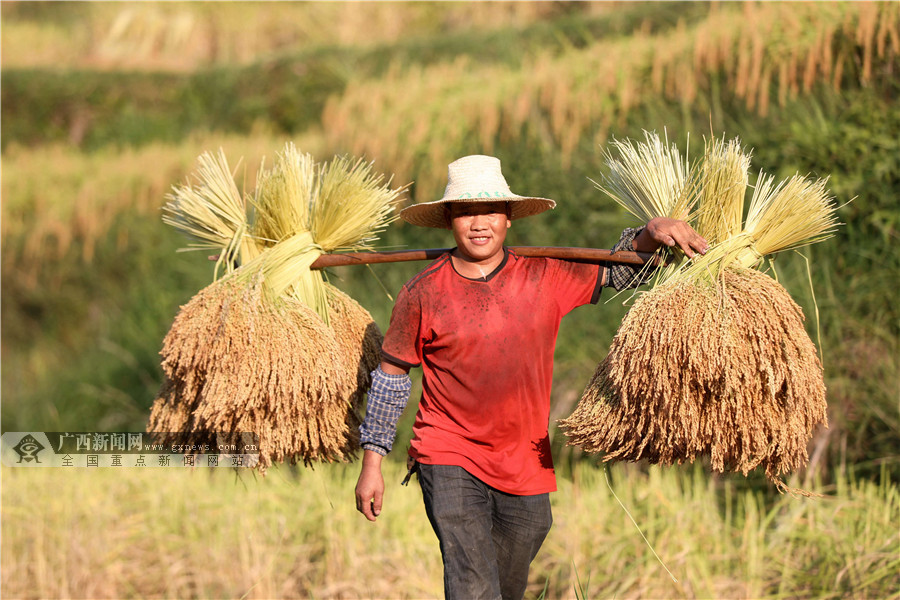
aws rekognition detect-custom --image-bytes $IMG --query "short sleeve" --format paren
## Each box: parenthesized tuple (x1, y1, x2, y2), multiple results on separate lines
(381, 284, 424, 369)
(547, 259, 603, 315)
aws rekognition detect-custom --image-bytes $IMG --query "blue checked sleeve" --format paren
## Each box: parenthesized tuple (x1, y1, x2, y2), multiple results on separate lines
(606, 226, 657, 291)
(358, 366, 412, 456)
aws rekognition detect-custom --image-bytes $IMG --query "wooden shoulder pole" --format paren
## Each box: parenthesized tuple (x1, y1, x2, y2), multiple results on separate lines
(309, 247, 659, 269)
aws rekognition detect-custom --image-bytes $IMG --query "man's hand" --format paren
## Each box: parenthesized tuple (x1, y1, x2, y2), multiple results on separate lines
(355, 450, 385, 522)
(634, 217, 709, 258)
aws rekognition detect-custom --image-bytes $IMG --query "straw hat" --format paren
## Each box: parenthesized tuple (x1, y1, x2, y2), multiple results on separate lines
(399, 155, 557, 229)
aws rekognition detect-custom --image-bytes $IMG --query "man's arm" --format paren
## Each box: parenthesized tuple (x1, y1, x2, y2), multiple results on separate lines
(604, 217, 708, 292)
(355, 360, 411, 522)
(633, 216, 708, 257)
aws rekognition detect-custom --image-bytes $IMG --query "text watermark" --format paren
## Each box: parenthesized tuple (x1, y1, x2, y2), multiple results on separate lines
(1, 432, 260, 468)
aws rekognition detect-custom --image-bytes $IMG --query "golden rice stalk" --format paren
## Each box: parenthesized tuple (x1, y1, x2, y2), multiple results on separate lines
(566, 132, 837, 490)
(560, 268, 827, 487)
(666, 170, 839, 281)
(251, 143, 403, 255)
(252, 143, 316, 248)
(237, 231, 328, 314)
(312, 155, 401, 252)
(153, 143, 403, 469)
(249, 143, 403, 321)
(161, 148, 259, 276)
(593, 130, 703, 285)
(593, 130, 699, 224)
(745, 172, 840, 257)
(147, 274, 361, 470)
(694, 136, 751, 245)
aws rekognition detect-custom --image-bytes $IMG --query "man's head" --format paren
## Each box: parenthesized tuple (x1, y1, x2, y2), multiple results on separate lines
(446, 201, 511, 264)
(399, 155, 556, 229)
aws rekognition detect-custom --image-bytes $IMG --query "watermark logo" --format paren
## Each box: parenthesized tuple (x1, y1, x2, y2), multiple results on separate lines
(12, 433, 45, 463)
(1, 431, 259, 468)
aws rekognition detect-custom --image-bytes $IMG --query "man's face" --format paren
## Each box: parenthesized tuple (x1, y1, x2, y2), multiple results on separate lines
(448, 201, 511, 263)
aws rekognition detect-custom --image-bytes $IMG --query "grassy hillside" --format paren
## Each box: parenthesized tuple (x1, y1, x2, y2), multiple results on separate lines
(0, 2, 629, 71)
(1, 2, 705, 150)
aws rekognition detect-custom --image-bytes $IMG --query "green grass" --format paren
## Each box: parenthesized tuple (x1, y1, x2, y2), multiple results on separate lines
(2, 461, 897, 599)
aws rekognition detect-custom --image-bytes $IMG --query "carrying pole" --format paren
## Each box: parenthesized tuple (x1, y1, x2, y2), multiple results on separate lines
(309, 247, 660, 269)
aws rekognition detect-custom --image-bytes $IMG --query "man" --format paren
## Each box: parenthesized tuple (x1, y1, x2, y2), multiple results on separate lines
(355, 155, 707, 599)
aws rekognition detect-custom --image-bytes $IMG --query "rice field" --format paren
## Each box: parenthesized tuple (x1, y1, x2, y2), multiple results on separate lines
(2, 3, 898, 599)
(2, 460, 897, 599)
(322, 2, 900, 201)
(0, 2, 597, 72)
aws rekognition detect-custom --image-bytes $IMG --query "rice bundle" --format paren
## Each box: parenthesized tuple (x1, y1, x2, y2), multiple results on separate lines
(326, 284, 385, 411)
(148, 144, 404, 469)
(148, 276, 355, 468)
(560, 132, 839, 490)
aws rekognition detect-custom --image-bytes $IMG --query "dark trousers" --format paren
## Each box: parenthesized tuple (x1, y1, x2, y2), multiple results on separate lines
(417, 464, 553, 600)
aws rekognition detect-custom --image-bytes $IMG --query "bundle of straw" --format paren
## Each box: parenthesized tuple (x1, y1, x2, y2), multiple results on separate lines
(148, 144, 404, 470)
(560, 132, 839, 491)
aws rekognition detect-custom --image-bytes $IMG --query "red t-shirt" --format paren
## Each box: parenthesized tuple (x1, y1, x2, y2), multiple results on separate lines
(382, 248, 603, 495)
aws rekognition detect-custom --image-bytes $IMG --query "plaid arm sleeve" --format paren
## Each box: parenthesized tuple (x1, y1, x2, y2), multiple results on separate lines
(605, 226, 657, 291)
(358, 366, 412, 456)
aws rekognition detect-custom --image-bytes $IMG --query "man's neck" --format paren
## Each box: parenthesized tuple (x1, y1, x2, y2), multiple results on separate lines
(450, 248, 505, 280)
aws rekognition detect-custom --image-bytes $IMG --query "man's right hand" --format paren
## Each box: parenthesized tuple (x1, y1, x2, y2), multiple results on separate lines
(355, 449, 385, 521)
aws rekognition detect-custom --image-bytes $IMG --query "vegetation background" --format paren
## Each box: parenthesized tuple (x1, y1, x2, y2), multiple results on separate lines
(1, 2, 898, 598)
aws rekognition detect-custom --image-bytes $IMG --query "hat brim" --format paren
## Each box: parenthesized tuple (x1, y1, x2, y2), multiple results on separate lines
(399, 196, 557, 229)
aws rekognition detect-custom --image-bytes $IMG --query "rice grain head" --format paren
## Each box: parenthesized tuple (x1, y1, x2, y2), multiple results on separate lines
(695, 136, 751, 245)
(147, 374, 205, 445)
(148, 274, 362, 470)
(324, 283, 385, 444)
(560, 268, 827, 486)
